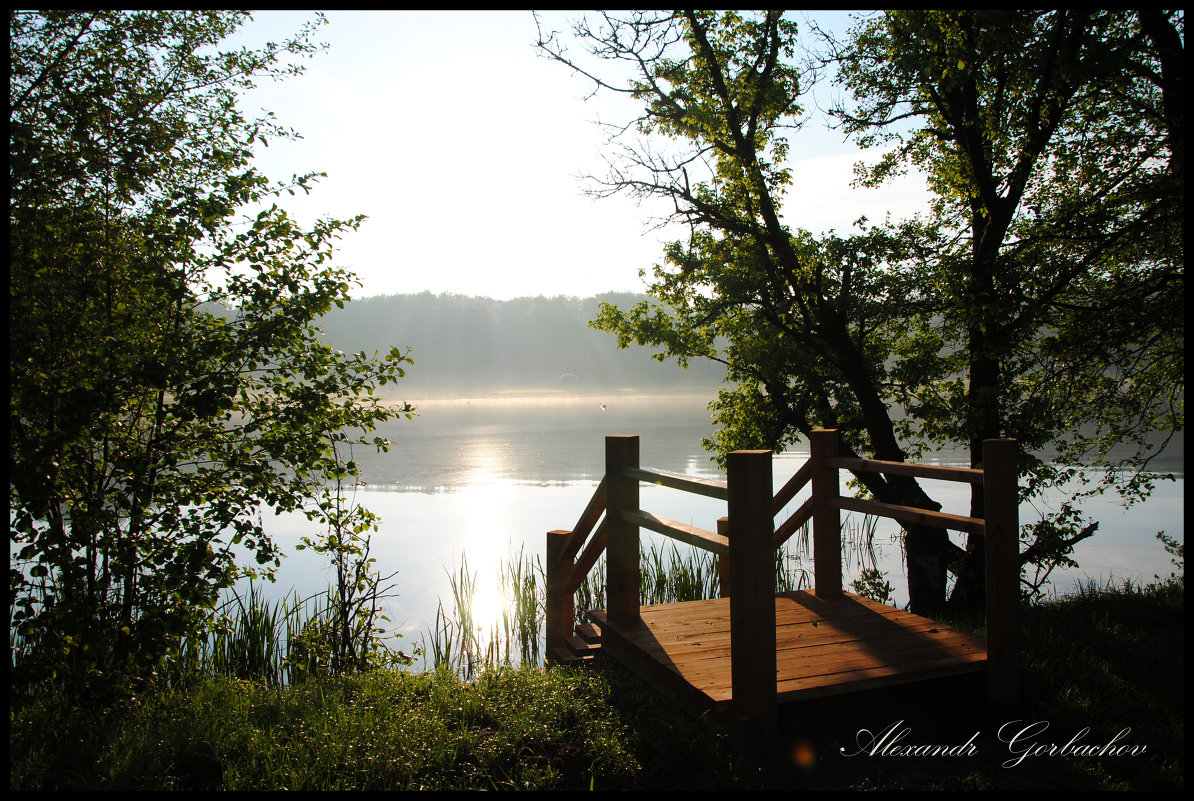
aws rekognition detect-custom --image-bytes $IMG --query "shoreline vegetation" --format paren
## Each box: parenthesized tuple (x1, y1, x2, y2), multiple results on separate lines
(11, 8, 1182, 793)
(11, 543, 1184, 791)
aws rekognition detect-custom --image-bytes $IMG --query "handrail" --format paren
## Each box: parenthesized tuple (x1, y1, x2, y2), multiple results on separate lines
(622, 466, 728, 501)
(772, 459, 811, 513)
(561, 476, 606, 562)
(833, 495, 985, 535)
(554, 444, 994, 599)
(827, 455, 984, 485)
(563, 518, 607, 596)
(773, 496, 814, 549)
(621, 509, 728, 555)
(771, 459, 812, 548)
(547, 430, 1020, 722)
(552, 465, 731, 603)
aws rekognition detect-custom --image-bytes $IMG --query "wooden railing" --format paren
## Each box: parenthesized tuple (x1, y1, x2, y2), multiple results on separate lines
(545, 429, 1020, 719)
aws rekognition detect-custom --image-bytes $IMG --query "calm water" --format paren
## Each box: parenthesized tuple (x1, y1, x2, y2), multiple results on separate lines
(250, 394, 1184, 653)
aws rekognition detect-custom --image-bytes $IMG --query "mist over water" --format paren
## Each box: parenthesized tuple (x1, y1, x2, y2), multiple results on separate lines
(253, 394, 1183, 657)
(357, 394, 727, 490)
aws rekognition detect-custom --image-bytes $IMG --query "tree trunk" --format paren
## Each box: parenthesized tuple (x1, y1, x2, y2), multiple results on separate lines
(905, 523, 950, 617)
(819, 310, 955, 614)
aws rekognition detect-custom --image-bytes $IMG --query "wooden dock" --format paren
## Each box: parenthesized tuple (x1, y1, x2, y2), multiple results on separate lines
(588, 589, 987, 720)
(546, 431, 1021, 742)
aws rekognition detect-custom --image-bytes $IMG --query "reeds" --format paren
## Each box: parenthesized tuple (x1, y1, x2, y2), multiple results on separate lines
(498, 548, 543, 665)
(178, 517, 873, 684)
(422, 538, 812, 677)
(203, 582, 295, 686)
(640, 542, 720, 604)
(164, 581, 412, 689)
(155, 514, 885, 684)
(421, 546, 545, 679)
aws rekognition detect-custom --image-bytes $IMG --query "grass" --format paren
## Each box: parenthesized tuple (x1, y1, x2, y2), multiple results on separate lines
(11, 573, 1182, 790)
(422, 547, 544, 678)
(420, 539, 810, 677)
(792, 575, 1185, 791)
(158, 580, 414, 690)
(10, 666, 627, 790)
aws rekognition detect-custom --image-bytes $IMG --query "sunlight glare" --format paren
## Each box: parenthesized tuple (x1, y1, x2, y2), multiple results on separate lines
(457, 479, 522, 654)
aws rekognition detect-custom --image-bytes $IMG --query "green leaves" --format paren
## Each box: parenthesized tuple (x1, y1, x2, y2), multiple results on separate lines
(827, 10, 1184, 599)
(544, 10, 1182, 612)
(9, 11, 412, 695)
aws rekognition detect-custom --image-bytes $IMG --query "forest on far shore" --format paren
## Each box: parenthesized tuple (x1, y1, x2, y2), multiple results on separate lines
(317, 292, 726, 398)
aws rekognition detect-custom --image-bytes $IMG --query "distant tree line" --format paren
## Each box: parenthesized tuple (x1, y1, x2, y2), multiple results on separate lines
(315, 292, 726, 397)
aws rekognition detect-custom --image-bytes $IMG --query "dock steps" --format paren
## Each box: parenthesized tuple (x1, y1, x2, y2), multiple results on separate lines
(549, 622, 603, 665)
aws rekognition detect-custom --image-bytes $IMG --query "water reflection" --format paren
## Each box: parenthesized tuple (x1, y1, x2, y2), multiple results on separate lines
(457, 481, 520, 639)
(357, 394, 727, 491)
(248, 395, 1182, 670)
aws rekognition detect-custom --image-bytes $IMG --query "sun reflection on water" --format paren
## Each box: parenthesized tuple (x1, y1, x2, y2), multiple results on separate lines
(452, 458, 530, 666)
(468, 564, 507, 639)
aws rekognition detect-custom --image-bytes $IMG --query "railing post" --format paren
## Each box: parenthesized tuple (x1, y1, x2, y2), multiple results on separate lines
(716, 516, 730, 598)
(545, 529, 574, 661)
(605, 435, 640, 622)
(810, 429, 842, 598)
(983, 438, 1020, 705)
(728, 449, 776, 741)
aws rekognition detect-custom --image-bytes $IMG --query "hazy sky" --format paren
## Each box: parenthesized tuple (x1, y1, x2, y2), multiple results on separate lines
(232, 10, 930, 301)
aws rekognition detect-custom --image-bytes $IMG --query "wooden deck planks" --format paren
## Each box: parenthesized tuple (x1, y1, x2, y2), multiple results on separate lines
(588, 590, 987, 711)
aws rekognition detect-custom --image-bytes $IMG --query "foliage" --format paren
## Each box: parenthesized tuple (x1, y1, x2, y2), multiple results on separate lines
(535, 10, 1183, 612)
(9, 666, 647, 791)
(9, 10, 412, 697)
(9, 579, 1185, 790)
(292, 436, 415, 679)
(850, 568, 895, 605)
(169, 580, 414, 690)
(1154, 531, 1184, 587)
(834, 8, 1183, 488)
(535, 11, 971, 613)
(832, 8, 1183, 606)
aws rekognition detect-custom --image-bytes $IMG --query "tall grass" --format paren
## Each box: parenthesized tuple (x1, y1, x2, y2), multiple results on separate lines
(12, 574, 1184, 791)
(422, 536, 814, 677)
(201, 582, 296, 686)
(165, 518, 865, 684)
(640, 543, 720, 604)
(498, 548, 543, 664)
(422, 546, 545, 678)
(163, 581, 412, 690)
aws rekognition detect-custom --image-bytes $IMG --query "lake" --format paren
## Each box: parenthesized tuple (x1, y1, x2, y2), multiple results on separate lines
(247, 394, 1184, 660)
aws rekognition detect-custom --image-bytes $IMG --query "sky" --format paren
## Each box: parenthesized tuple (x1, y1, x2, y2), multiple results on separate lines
(230, 10, 931, 301)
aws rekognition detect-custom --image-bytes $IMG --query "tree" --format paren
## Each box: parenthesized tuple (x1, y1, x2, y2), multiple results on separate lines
(831, 9, 1183, 603)
(535, 10, 1182, 613)
(9, 10, 412, 695)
